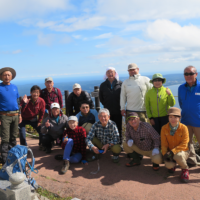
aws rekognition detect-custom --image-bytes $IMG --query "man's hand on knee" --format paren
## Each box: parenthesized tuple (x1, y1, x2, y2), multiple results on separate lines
(102, 144, 110, 154)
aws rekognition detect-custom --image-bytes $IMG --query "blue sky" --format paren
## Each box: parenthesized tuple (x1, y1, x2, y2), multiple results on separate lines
(1, 0, 200, 82)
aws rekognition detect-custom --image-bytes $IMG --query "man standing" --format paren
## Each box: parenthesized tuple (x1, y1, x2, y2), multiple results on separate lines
(0, 67, 21, 164)
(120, 63, 152, 122)
(86, 108, 121, 163)
(67, 83, 94, 116)
(19, 85, 45, 146)
(99, 67, 122, 143)
(178, 65, 200, 165)
(40, 77, 63, 117)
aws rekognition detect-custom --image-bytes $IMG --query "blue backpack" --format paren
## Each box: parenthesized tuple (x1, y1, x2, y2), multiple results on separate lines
(0, 145, 38, 189)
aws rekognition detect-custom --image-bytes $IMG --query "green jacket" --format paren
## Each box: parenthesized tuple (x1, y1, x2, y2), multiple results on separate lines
(145, 86, 175, 118)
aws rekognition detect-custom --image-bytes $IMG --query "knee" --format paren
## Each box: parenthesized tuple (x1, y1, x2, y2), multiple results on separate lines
(111, 144, 121, 154)
(152, 154, 162, 164)
(67, 138, 74, 144)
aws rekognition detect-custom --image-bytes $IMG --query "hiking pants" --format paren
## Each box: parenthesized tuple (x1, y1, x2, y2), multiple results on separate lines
(110, 114, 122, 144)
(42, 134, 62, 149)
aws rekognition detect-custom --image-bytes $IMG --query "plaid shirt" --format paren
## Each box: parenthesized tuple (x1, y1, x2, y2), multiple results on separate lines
(86, 120, 120, 150)
(125, 122, 160, 151)
(61, 126, 86, 160)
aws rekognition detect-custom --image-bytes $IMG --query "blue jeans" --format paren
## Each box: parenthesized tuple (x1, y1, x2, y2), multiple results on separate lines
(19, 120, 42, 146)
(63, 138, 82, 163)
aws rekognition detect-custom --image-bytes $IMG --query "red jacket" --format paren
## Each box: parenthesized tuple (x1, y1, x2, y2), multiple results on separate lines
(20, 97, 45, 123)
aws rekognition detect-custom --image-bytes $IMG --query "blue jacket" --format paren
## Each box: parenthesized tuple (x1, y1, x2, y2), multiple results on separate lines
(178, 79, 200, 127)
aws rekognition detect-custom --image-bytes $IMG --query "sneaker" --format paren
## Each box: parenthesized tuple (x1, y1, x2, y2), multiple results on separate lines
(61, 160, 70, 174)
(152, 163, 160, 171)
(112, 156, 119, 163)
(180, 169, 189, 183)
(87, 154, 99, 162)
(46, 148, 52, 154)
(168, 167, 176, 174)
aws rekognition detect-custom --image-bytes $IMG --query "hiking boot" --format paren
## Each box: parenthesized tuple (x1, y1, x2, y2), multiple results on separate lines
(87, 153, 99, 162)
(180, 169, 189, 183)
(39, 144, 44, 151)
(168, 167, 176, 174)
(126, 152, 141, 167)
(112, 155, 119, 163)
(152, 163, 160, 171)
(61, 160, 70, 174)
(46, 147, 52, 154)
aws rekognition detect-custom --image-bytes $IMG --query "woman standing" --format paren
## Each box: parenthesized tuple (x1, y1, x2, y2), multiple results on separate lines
(145, 73, 175, 134)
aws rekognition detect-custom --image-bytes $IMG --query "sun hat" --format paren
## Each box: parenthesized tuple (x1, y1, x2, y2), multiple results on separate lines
(126, 112, 139, 121)
(50, 102, 60, 109)
(45, 77, 53, 82)
(103, 67, 119, 81)
(68, 116, 78, 122)
(150, 73, 166, 84)
(168, 107, 181, 117)
(73, 83, 81, 90)
(127, 63, 138, 71)
(0, 67, 16, 80)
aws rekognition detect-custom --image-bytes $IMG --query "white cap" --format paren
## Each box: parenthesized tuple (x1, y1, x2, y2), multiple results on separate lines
(73, 83, 81, 90)
(50, 102, 60, 109)
(68, 116, 78, 122)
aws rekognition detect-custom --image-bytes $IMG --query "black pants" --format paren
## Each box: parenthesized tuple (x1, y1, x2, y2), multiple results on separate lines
(42, 134, 63, 149)
(152, 116, 169, 135)
(110, 114, 122, 144)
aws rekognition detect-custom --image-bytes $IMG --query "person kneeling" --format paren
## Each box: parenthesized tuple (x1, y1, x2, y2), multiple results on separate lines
(161, 107, 190, 183)
(123, 112, 162, 171)
(85, 108, 121, 163)
(61, 116, 88, 174)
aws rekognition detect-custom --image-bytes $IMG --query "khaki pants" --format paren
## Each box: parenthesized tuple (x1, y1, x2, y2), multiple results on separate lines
(165, 151, 189, 169)
(123, 142, 162, 164)
(187, 126, 200, 165)
(92, 137, 121, 155)
(126, 111, 147, 123)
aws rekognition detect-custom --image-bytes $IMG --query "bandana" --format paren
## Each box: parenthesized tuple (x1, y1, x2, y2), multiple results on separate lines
(103, 67, 119, 81)
(169, 122, 179, 136)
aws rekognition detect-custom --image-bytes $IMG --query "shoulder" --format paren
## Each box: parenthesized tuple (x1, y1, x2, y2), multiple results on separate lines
(38, 97, 45, 104)
(179, 123, 188, 130)
(90, 109, 98, 115)
(100, 81, 107, 87)
(178, 83, 186, 90)
(117, 80, 123, 85)
(108, 120, 117, 127)
(77, 126, 85, 131)
(140, 76, 150, 82)
(122, 79, 129, 85)
(61, 114, 68, 121)
(76, 111, 82, 118)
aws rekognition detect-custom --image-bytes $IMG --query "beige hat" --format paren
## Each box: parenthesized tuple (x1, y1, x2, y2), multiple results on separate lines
(168, 107, 181, 117)
(45, 77, 53, 82)
(73, 83, 81, 90)
(0, 67, 16, 81)
(128, 63, 138, 71)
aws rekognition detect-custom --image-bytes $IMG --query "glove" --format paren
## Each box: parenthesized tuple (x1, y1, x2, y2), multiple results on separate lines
(163, 151, 174, 161)
(152, 148, 159, 156)
(127, 139, 134, 147)
(81, 160, 88, 164)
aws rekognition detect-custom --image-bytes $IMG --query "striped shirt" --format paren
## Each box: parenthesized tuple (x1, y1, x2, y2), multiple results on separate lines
(86, 120, 120, 150)
(125, 122, 160, 151)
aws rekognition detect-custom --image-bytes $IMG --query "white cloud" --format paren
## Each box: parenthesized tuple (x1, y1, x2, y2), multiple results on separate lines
(95, 44, 105, 48)
(37, 33, 55, 46)
(12, 49, 22, 54)
(72, 35, 81, 39)
(94, 32, 112, 39)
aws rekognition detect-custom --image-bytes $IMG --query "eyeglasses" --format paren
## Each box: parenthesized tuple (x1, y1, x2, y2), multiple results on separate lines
(184, 72, 196, 76)
(81, 106, 89, 109)
(153, 79, 162, 82)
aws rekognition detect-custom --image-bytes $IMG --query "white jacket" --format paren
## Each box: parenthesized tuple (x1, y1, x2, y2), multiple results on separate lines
(120, 74, 152, 111)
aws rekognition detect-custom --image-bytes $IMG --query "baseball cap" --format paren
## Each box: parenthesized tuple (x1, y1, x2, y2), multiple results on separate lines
(126, 112, 139, 121)
(45, 77, 53, 82)
(68, 116, 78, 122)
(73, 83, 81, 90)
(128, 63, 138, 71)
(50, 102, 60, 109)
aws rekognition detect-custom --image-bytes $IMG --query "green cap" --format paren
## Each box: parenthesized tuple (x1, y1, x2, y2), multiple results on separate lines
(150, 73, 166, 84)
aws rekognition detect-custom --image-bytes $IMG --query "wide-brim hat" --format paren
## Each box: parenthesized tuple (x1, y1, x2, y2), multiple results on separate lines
(168, 107, 181, 117)
(150, 73, 166, 84)
(0, 67, 16, 81)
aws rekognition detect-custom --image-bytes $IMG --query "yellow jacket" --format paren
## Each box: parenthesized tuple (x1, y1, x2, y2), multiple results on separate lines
(161, 122, 189, 155)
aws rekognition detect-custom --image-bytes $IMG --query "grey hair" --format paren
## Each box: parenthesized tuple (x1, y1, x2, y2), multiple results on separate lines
(184, 65, 197, 73)
(1, 71, 12, 76)
(98, 108, 110, 116)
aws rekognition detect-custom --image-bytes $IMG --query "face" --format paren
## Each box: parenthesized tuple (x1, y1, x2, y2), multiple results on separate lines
(106, 70, 116, 80)
(128, 117, 140, 129)
(73, 88, 82, 97)
(68, 120, 78, 130)
(184, 67, 197, 85)
(169, 115, 180, 127)
(2, 71, 12, 84)
(51, 107, 60, 117)
(128, 68, 139, 76)
(153, 78, 163, 88)
(30, 89, 40, 101)
(80, 103, 90, 115)
(45, 81, 54, 90)
(98, 112, 110, 126)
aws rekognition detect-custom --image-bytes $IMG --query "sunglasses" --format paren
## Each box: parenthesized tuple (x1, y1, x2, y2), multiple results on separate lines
(153, 78, 162, 82)
(184, 72, 196, 76)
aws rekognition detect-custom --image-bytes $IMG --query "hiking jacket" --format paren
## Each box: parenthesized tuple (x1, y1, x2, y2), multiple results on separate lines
(120, 74, 152, 111)
(41, 114, 68, 139)
(99, 79, 122, 115)
(161, 122, 189, 155)
(178, 79, 200, 127)
(145, 86, 175, 119)
(67, 90, 94, 116)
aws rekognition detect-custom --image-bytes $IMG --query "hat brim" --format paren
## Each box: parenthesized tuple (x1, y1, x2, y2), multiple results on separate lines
(150, 78, 166, 84)
(0, 67, 16, 81)
(126, 116, 138, 121)
(168, 113, 181, 117)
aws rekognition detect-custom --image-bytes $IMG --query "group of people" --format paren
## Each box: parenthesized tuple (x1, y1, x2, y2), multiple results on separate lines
(0, 64, 199, 184)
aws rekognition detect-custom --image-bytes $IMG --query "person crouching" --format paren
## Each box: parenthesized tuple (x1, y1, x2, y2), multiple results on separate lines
(161, 107, 190, 183)
(123, 112, 162, 170)
(61, 116, 88, 174)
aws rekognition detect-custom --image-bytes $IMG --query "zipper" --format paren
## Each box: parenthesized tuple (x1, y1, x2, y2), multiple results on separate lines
(157, 89, 159, 117)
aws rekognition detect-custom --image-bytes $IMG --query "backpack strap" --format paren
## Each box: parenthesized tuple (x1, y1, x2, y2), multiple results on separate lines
(26, 147, 38, 177)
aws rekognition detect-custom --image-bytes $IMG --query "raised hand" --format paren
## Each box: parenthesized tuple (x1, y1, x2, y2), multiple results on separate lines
(23, 95, 30, 104)
(166, 87, 171, 95)
(45, 120, 50, 128)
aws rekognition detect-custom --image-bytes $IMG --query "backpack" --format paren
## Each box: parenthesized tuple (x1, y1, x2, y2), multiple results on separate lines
(0, 145, 38, 189)
(42, 87, 59, 101)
